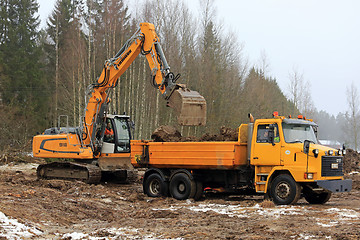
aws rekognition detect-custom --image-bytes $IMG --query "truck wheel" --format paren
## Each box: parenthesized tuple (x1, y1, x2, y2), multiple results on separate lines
(170, 173, 196, 200)
(304, 190, 332, 204)
(270, 174, 301, 205)
(144, 173, 168, 198)
(193, 181, 203, 200)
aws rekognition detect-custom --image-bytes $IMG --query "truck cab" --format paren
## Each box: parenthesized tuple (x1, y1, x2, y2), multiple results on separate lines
(250, 114, 351, 204)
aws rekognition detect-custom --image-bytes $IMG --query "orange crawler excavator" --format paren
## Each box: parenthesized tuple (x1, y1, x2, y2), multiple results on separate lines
(32, 22, 206, 183)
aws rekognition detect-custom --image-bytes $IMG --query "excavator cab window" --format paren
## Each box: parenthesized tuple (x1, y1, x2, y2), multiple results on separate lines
(113, 117, 131, 153)
(103, 120, 115, 143)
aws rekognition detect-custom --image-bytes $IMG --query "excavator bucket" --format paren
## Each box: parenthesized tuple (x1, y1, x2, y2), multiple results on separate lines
(167, 86, 207, 126)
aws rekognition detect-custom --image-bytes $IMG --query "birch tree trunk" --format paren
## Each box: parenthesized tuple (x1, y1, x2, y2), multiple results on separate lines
(139, 59, 147, 139)
(54, 14, 59, 126)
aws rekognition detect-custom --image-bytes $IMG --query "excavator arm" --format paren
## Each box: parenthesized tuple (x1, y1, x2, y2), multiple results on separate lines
(82, 22, 206, 147)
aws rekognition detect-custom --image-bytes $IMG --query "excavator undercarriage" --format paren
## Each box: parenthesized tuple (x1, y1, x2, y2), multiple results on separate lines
(37, 162, 102, 184)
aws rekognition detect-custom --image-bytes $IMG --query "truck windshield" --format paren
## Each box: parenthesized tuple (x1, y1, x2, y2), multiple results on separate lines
(282, 123, 318, 144)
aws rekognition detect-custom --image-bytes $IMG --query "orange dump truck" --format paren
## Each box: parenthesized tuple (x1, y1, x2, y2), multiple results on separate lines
(131, 113, 352, 205)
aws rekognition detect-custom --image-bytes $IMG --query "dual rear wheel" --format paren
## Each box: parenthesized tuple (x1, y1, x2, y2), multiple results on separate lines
(143, 172, 203, 200)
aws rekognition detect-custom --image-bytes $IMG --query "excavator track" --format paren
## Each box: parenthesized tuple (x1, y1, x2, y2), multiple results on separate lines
(37, 162, 102, 184)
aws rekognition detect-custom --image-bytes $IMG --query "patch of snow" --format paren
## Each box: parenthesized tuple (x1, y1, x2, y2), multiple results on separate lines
(297, 233, 317, 239)
(316, 221, 338, 227)
(0, 211, 42, 239)
(349, 171, 360, 175)
(62, 232, 88, 240)
(326, 208, 360, 219)
(101, 198, 112, 203)
(153, 203, 305, 219)
(61, 227, 183, 240)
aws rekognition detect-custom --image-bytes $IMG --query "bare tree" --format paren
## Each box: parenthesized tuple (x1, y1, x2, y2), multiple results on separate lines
(288, 67, 303, 114)
(345, 82, 360, 151)
(257, 49, 270, 77)
(287, 67, 315, 116)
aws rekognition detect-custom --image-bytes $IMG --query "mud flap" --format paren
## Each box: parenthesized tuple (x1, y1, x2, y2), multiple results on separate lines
(167, 85, 207, 126)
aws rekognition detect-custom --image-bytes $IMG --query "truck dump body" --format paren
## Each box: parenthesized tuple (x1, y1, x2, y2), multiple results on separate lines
(131, 140, 248, 169)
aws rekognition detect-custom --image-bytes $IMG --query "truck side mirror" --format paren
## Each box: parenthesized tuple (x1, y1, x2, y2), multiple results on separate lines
(303, 140, 310, 154)
(268, 124, 275, 146)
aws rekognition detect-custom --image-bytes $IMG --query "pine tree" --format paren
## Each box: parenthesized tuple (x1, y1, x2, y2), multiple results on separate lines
(0, 0, 49, 148)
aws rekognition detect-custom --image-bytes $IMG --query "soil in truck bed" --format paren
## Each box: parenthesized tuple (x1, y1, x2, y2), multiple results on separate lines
(151, 125, 238, 142)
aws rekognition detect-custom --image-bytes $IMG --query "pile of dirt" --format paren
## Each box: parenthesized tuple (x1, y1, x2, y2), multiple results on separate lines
(343, 149, 360, 173)
(151, 125, 238, 142)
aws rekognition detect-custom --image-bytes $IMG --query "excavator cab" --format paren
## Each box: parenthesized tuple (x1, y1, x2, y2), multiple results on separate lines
(167, 85, 207, 126)
(101, 115, 132, 154)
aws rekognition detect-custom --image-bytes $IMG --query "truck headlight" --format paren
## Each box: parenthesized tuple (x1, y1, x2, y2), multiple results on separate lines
(304, 173, 314, 179)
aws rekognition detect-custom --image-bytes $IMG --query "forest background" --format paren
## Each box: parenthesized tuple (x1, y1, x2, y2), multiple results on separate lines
(0, 0, 359, 151)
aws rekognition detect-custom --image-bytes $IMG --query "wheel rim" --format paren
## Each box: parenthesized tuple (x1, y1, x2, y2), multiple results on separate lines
(149, 179, 161, 195)
(178, 182, 186, 193)
(276, 181, 291, 199)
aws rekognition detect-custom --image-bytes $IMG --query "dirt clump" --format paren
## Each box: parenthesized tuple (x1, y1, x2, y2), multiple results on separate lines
(151, 125, 182, 142)
(151, 125, 238, 142)
(343, 149, 360, 174)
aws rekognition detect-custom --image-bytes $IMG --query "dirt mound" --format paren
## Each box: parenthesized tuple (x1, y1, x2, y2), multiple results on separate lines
(151, 125, 238, 142)
(343, 149, 360, 173)
(151, 125, 182, 142)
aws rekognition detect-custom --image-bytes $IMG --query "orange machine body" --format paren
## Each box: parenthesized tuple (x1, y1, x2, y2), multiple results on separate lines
(131, 140, 247, 170)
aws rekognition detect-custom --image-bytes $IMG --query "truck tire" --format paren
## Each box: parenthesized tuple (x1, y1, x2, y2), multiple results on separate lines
(170, 173, 196, 200)
(144, 173, 168, 198)
(304, 190, 331, 204)
(270, 174, 301, 205)
(193, 181, 203, 200)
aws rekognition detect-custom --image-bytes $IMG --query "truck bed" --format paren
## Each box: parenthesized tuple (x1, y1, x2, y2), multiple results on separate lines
(131, 140, 248, 169)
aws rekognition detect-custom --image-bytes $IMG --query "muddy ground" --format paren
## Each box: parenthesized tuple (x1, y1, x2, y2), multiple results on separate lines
(0, 159, 359, 239)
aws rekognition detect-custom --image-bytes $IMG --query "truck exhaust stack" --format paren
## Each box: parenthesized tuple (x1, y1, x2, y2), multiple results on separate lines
(167, 85, 207, 126)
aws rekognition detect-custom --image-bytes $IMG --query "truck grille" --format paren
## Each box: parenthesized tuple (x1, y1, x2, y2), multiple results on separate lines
(321, 156, 343, 177)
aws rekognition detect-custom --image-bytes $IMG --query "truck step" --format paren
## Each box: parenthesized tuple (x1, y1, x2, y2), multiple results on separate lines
(256, 182, 266, 185)
(256, 173, 269, 176)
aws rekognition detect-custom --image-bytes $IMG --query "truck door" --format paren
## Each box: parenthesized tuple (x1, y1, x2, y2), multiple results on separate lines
(251, 123, 281, 166)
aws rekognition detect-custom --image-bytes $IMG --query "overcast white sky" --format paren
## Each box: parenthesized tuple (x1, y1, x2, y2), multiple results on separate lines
(37, 0, 360, 116)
